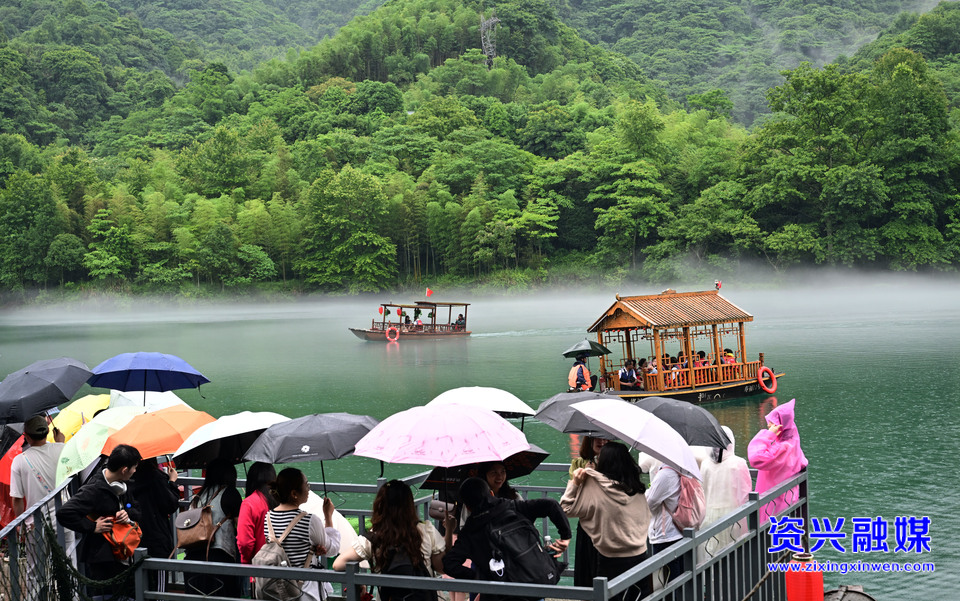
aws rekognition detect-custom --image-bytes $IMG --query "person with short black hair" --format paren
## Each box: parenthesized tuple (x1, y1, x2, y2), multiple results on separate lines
(618, 359, 642, 390)
(11, 415, 74, 595)
(58, 443, 142, 597)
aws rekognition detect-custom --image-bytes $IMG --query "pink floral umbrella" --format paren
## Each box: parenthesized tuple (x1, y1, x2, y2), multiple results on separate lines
(353, 404, 530, 468)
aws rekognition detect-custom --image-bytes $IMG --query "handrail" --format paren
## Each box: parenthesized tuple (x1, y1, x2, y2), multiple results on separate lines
(1, 463, 809, 601)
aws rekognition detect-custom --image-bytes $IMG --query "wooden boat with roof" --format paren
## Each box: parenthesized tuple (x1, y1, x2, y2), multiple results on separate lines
(585, 289, 783, 403)
(350, 301, 471, 342)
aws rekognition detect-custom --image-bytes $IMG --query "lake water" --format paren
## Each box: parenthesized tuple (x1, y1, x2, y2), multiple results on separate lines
(1, 276, 957, 598)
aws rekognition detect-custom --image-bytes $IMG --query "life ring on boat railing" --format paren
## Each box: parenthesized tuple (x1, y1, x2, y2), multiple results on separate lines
(385, 327, 400, 342)
(757, 366, 777, 394)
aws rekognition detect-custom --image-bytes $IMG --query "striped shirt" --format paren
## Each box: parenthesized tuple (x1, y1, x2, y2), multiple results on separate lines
(264, 509, 340, 569)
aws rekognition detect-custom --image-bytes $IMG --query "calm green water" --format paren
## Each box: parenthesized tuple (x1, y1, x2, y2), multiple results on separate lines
(1, 278, 957, 598)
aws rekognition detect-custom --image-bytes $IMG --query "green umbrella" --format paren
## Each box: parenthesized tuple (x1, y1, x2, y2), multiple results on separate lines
(56, 406, 142, 484)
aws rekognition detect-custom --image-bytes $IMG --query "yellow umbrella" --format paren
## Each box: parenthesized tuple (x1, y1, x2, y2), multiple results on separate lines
(50, 393, 111, 442)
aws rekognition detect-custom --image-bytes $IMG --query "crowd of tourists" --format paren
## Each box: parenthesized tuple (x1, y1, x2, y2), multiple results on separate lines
(8, 399, 806, 600)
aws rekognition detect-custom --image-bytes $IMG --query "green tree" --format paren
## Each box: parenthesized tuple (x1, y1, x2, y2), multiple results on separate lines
(590, 161, 670, 269)
(83, 208, 133, 283)
(45, 233, 86, 285)
(296, 166, 397, 290)
(0, 170, 62, 288)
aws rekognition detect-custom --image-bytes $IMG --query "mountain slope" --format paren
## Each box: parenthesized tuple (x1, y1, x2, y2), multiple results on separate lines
(553, 0, 935, 124)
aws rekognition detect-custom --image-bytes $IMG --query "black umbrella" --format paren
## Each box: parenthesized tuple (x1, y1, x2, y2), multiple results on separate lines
(633, 396, 731, 449)
(419, 444, 550, 502)
(0, 358, 92, 423)
(0, 422, 24, 457)
(534, 391, 622, 438)
(244, 412, 379, 493)
(561, 339, 611, 358)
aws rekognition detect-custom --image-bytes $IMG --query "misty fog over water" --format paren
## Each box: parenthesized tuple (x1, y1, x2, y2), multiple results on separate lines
(1, 274, 957, 595)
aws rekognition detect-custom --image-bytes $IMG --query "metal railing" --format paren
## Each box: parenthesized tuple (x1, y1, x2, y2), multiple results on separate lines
(0, 476, 77, 601)
(0, 464, 809, 601)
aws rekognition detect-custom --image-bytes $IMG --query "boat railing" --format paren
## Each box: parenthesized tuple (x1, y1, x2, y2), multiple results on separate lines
(631, 360, 762, 391)
(0, 464, 808, 601)
(368, 320, 464, 334)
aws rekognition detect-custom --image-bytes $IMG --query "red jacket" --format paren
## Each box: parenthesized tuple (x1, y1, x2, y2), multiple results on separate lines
(237, 490, 270, 563)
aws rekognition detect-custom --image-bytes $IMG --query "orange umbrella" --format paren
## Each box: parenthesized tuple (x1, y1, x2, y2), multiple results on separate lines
(102, 406, 215, 459)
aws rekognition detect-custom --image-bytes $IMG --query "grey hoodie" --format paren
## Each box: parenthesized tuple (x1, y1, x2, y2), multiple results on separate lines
(560, 468, 651, 557)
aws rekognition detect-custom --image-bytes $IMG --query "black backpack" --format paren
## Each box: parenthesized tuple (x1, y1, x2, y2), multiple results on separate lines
(484, 501, 565, 586)
(375, 541, 437, 601)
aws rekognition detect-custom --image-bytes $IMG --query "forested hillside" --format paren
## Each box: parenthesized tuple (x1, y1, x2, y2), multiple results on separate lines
(98, 0, 384, 70)
(554, 0, 933, 124)
(1, 0, 959, 298)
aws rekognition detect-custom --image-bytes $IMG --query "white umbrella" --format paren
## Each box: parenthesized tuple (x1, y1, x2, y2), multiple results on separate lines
(299, 491, 368, 568)
(571, 398, 701, 479)
(172, 411, 289, 468)
(109, 389, 189, 412)
(427, 386, 535, 418)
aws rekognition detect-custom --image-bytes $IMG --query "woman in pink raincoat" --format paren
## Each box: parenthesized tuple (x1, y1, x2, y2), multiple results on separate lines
(747, 399, 807, 523)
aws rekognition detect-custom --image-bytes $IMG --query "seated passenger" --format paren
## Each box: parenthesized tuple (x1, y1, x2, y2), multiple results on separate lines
(640, 357, 656, 375)
(722, 348, 736, 364)
(618, 359, 642, 390)
(695, 350, 707, 367)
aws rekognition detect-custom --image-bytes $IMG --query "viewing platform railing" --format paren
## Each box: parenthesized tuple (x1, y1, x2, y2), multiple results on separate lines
(0, 463, 809, 601)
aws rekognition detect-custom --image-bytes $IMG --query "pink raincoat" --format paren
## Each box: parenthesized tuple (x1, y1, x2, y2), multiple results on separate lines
(747, 399, 807, 523)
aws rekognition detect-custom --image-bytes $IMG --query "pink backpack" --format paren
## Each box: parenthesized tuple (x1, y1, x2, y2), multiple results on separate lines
(664, 467, 705, 531)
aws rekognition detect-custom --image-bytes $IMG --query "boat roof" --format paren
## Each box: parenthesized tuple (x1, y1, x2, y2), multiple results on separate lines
(380, 301, 470, 309)
(587, 289, 752, 331)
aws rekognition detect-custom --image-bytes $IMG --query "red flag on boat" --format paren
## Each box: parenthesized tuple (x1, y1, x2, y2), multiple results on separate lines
(426, 288, 434, 297)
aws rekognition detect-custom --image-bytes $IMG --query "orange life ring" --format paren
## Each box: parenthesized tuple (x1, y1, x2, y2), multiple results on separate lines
(757, 366, 777, 394)
(385, 327, 400, 342)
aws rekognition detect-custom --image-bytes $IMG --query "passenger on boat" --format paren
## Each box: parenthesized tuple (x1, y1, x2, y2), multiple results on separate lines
(455, 313, 466, 327)
(695, 350, 707, 367)
(618, 359, 642, 390)
(667, 356, 681, 385)
(568, 354, 597, 391)
(722, 348, 736, 364)
(640, 357, 656, 375)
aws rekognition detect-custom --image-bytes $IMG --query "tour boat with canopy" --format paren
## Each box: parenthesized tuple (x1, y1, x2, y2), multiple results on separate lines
(584, 289, 782, 403)
(350, 301, 471, 342)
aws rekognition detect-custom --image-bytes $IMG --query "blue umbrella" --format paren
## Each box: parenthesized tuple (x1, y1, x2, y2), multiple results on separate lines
(87, 352, 210, 394)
